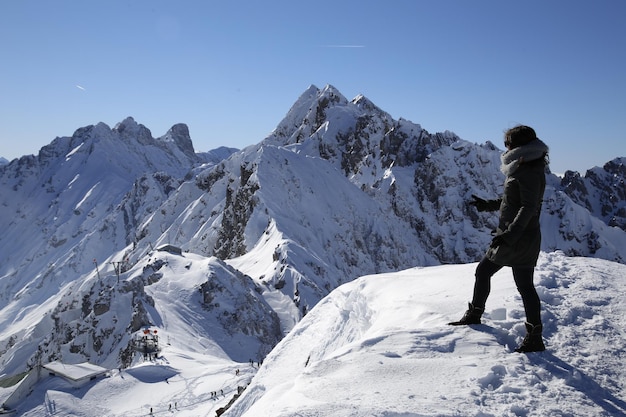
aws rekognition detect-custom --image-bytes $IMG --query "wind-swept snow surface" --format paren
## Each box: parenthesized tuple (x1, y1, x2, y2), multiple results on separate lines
(225, 252, 626, 417)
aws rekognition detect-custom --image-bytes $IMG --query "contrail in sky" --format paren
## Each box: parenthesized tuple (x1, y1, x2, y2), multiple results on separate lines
(319, 45, 365, 48)
(76, 85, 86, 91)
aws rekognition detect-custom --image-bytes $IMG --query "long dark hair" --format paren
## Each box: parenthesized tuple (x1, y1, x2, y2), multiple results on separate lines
(504, 125, 536, 149)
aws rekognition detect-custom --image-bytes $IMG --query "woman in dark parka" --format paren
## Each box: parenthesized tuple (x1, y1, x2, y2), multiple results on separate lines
(449, 125, 549, 353)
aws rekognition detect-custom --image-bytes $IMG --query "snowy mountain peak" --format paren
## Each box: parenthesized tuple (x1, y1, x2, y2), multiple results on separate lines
(559, 156, 626, 230)
(267, 84, 347, 146)
(350, 93, 387, 116)
(113, 116, 153, 144)
(318, 83, 348, 102)
(157, 123, 196, 159)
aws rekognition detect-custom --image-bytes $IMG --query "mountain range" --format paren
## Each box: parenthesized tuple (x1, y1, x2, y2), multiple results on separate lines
(0, 84, 625, 415)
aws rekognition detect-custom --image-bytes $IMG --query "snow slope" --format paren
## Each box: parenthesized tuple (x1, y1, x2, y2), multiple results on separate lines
(10, 346, 256, 417)
(5, 251, 624, 416)
(225, 252, 626, 417)
(1, 250, 276, 416)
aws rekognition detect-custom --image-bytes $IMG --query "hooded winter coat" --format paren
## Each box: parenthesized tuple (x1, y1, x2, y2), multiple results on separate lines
(486, 139, 549, 267)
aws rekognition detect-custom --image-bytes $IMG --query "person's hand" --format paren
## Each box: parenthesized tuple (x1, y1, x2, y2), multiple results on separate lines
(469, 195, 490, 212)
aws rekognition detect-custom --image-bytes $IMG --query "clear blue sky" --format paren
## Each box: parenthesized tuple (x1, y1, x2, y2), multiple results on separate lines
(1, 0, 624, 174)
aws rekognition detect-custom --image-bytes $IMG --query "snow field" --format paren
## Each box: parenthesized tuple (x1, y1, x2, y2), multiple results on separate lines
(225, 252, 626, 417)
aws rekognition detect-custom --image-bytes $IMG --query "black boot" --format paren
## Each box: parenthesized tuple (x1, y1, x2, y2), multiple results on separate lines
(515, 322, 546, 353)
(448, 302, 484, 326)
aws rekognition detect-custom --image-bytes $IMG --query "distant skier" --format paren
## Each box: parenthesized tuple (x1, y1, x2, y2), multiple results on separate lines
(449, 125, 549, 353)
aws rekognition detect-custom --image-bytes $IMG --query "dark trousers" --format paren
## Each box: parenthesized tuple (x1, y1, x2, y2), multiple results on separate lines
(471, 257, 542, 325)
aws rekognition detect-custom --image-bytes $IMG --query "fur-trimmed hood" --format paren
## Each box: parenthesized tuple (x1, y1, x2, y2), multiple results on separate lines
(501, 139, 549, 177)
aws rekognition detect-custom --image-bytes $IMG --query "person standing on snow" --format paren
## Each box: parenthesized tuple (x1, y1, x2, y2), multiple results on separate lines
(449, 125, 549, 353)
